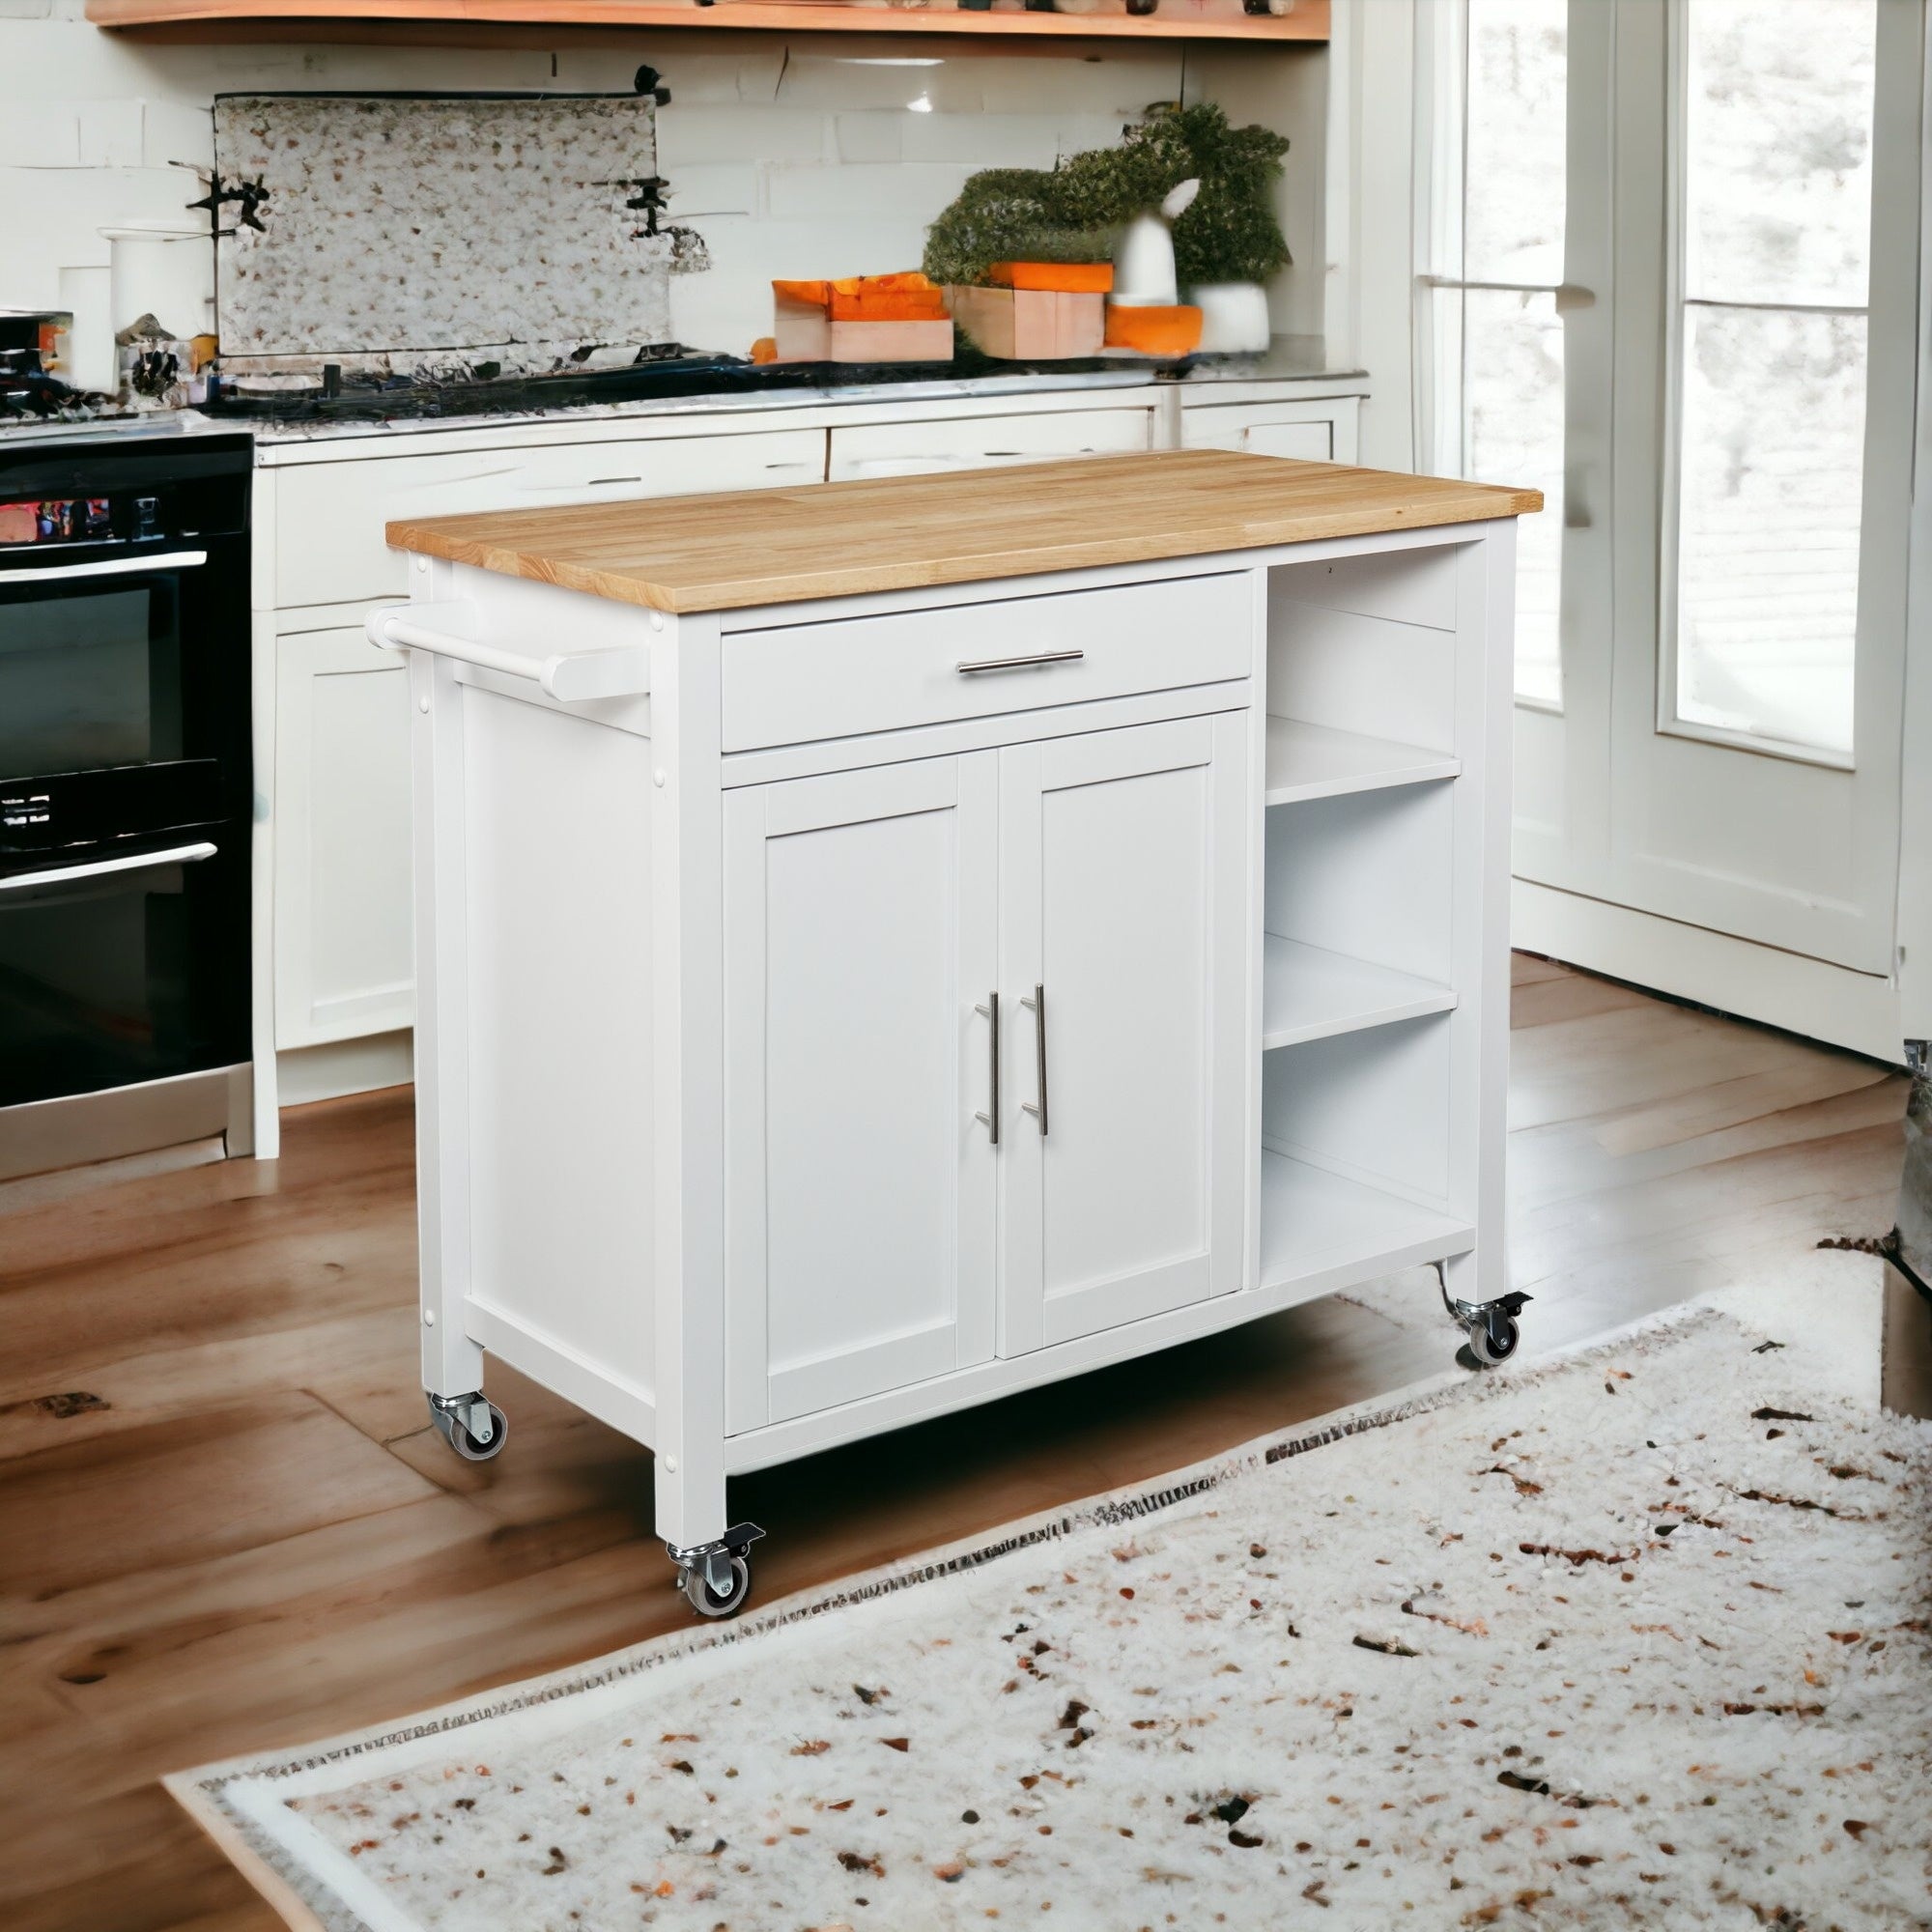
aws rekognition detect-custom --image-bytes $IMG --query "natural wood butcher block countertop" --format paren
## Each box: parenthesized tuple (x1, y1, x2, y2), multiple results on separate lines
(385, 448, 1542, 615)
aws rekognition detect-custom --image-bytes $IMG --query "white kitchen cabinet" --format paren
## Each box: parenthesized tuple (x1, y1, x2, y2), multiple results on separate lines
(998, 714, 1249, 1352)
(723, 753, 999, 1433)
(826, 406, 1153, 481)
(1180, 396, 1361, 465)
(273, 623, 415, 1049)
(276, 427, 828, 608)
(378, 449, 1533, 1622)
(722, 712, 1251, 1430)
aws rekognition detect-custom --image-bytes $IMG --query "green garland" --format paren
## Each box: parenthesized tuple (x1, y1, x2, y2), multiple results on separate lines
(922, 103, 1291, 290)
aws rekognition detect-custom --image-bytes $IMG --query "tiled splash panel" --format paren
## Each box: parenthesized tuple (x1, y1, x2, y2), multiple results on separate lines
(212, 95, 683, 365)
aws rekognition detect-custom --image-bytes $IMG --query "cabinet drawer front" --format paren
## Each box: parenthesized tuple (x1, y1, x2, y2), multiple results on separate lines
(275, 429, 825, 608)
(1181, 404, 1334, 461)
(721, 571, 1253, 753)
(826, 407, 1151, 482)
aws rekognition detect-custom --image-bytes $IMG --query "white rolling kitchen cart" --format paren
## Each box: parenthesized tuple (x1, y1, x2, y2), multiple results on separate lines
(374, 449, 1539, 1617)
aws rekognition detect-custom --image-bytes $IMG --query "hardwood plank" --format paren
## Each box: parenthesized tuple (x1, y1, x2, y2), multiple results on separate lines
(1507, 965, 1654, 1027)
(0, 1395, 439, 1600)
(386, 449, 1543, 613)
(0, 955, 1903, 1931)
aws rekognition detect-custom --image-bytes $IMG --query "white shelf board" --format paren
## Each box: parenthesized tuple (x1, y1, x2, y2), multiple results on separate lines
(1259, 1148, 1473, 1297)
(1261, 935, 1458, 1050)
(1264, 717, 1461, 806)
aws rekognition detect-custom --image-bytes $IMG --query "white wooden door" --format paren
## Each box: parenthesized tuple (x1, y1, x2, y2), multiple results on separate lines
(724, 753, 999, 1432)
(999, 714, 1250, 1353)
(1426, 0, 1917, 1050)
(273, 623, 414, 1049)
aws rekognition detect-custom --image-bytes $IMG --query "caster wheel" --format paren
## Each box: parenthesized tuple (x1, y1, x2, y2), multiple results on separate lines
(1467, 1316, 1519, 1368)
(682, 1553, 752, 1618)
(428, 1394, 508, 1462)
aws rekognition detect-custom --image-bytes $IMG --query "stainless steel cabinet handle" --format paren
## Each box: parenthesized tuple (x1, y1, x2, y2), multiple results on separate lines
(0, 840, 216, 893)
(3, 549, 207, 585)
(1019, 983, 1048, 1136)
(974, 991, 1000, 1145)
(955, 649, 1085, 675)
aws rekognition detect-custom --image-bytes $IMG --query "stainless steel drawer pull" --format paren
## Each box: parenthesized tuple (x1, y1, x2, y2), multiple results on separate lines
(974, 991, 1000, 1145)
(1019, 983, 1048, 1136)
(954, 648, 1085, 674)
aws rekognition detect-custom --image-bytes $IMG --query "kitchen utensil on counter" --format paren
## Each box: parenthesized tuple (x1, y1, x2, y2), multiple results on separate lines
(57, 268, 117, 395)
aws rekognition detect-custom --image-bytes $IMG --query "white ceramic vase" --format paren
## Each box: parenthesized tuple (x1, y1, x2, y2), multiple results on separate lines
(1111, 178, 1201, 307)
(100, 221, 214, 343)
(1192, 282, 1271, 354)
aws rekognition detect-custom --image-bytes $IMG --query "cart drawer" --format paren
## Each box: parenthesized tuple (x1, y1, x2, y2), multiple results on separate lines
(720, 570, 1253, 753)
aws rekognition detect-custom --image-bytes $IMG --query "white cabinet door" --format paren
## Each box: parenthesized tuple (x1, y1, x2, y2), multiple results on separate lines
(999, 714, 1250, 1353)
(274, 624, 414, 1049)
(724, 753, 999, 1432)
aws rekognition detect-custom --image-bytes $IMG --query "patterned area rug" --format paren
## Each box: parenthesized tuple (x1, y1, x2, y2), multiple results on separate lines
(171, 1309, 1932, 1931)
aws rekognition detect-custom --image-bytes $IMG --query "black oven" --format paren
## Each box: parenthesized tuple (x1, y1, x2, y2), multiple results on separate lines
(0, 432, 252, 1113)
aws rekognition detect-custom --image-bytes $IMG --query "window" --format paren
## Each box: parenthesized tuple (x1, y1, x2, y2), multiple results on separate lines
(1665, 0, 1877, 763)
(1418, 0, 1568, 707)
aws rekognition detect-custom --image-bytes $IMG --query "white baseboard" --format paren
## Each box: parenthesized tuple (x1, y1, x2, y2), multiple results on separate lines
(1512, 878, 1904, 1065)
(277, 1030, 414, 1107)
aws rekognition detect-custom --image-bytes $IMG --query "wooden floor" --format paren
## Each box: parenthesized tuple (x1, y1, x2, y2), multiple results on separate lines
(0, 956, 1906, 1932)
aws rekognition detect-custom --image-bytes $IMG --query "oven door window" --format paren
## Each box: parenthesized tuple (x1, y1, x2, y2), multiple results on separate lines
(0, 840, 244, 1105)
(0, 578, 183, 781)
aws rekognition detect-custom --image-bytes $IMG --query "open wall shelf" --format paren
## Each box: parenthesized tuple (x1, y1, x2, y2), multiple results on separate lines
(86, 0, 1329, 40)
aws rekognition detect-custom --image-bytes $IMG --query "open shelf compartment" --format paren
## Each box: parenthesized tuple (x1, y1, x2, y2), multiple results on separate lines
(1263, 718, 1459, 806)
(1262, 538, 1464, 807)
(1258, 1147, 1473, 1295)
(1258, 1010, 1464, 1294)
(1261, 933, 1456, 1049)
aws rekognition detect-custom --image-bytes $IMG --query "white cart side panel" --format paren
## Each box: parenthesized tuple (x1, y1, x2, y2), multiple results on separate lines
(461, 685, 658, 1410)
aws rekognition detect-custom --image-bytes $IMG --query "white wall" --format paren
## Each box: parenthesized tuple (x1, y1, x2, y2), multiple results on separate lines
(0, 8, 1329, 360)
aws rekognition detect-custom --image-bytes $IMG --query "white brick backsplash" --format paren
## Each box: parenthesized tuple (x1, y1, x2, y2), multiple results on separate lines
(667, 163, 758, 217)
(834, 112, 903, 165)
(765, 160, 974, 224)
(902, 112, 1060, 168)
(142, 100, 213, 172)
(657, 104, 830, 168)
(777, 51, 980, 115)
(0, 103, 80, 167)
(0, 164, 197, 301)
(79, 100, 144, 168)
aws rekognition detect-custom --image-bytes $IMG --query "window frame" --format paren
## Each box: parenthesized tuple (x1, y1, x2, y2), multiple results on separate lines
(1412, 0, 1572, 717)
(1653, 0, 1875, 774)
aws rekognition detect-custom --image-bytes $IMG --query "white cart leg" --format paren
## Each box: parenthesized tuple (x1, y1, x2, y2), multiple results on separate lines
(650, 612, 761, 1617)
(408, 612, 504, 1463)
